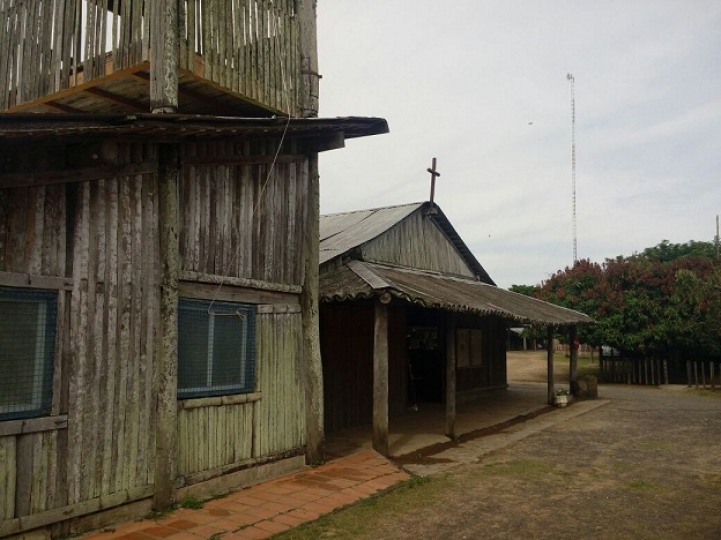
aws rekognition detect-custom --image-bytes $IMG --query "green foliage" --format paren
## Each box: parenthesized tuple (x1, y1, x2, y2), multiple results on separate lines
(517, 241, 720, 361)
(179, 496, 203, 510)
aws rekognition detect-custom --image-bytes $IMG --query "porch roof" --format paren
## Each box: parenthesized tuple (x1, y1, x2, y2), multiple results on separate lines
(0, 114, 388, 146)
(319, 260, 593, 326)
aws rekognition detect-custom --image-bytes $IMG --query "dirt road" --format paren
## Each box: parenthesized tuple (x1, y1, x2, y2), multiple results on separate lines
(276, 354, 721, 539)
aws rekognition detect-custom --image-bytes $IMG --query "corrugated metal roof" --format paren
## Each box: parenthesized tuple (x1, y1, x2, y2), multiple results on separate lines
(319, 203, 423, 265)
(320, 261, 593, 326)
(319, 202, 493, 284)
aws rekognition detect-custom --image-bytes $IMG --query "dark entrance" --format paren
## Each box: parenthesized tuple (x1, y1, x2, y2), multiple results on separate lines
(407, 307, 444, 404)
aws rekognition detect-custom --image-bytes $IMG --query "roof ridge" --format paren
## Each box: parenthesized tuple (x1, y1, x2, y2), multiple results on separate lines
(320, 201, 424, 218)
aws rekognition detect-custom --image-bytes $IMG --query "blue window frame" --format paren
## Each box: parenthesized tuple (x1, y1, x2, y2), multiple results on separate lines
(0, 287, 57, 421)
(178, 298, 256, 399)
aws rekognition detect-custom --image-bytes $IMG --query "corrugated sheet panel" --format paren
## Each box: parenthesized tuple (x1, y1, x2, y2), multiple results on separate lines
(319, 203, 423, 265)
(320, 261, 593, 326)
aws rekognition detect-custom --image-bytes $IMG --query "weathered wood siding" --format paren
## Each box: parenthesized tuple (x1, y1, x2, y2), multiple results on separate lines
(179, 0, 301, 114)
(320, 304, 407, 432)
(179, 142, 309, 287)
(1, 0, 301, 114)
(0, 0, 151, 110)
(0, 152, 160, 526)
(177, 310, 305, 478)
(456, 315, 507, 395)
(361, 211, 475, 277)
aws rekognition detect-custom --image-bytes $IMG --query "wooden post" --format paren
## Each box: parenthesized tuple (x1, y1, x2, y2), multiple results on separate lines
(373, 300, 389, 456)
(711, 362, 715, 390)
(150, 0, 179, 112)
(651, 357, 656, 386)
(445, 312, 457, 440)
(297, 0, 319, 118)
(154, 144, 179, 509)
(569, 325, 578, 393)
(547, 326, 555, 405)
(301, 155, 324, 464)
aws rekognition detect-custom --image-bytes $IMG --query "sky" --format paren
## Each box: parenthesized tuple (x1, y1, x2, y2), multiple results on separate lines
(314, 1, 721, 289)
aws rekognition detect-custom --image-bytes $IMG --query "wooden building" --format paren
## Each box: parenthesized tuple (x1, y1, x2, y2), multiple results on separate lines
(318, 202, 593, 455)
(0, 1, 388, 537)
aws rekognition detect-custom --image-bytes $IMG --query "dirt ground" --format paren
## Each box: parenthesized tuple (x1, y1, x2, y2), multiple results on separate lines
(276, 352, 721, 540)
(507, 349, 574, 383)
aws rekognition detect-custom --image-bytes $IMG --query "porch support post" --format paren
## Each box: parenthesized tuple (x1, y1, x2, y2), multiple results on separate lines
(302, 156, 324, 464)
(445, 312, 457, 440)
(150, 0, 179, 112)
(547, 326, 555, 405)
(154, 144, 179, 509)
(569, 325, 578, 393)
(373, 300, 389, 456)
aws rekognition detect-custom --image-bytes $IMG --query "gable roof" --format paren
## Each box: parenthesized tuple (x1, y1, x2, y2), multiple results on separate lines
(320, 260, 593, 326)
(320, 201, 494, 284)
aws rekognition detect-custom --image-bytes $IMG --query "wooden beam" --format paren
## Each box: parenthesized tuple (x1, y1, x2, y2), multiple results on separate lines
(445, 312, 457, 440)
(180, 154, 306, 167)
(301, 155, 325, 463)
(0, 162, 157, 189)
(373, 300, 389, 457)
(547, 326, 555, 405)
(297, 0, 319, 117)
(149, 0, 178, 112)
(0, 63, 150, 114)
(43, 101, 84, 113)
(131, 71, 222, 111)
(83, 87, 147, 112)
(154, 144, 180, 509)
(0, 271, 72, 291)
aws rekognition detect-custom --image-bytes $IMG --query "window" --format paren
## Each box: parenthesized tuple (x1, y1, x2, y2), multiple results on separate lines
(178, 298, 256, 399)
(0, 288, 57, 421)
(456, 328, 483, 368)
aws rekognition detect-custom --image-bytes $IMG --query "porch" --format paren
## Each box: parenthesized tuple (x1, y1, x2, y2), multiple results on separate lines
(326, 382, 556, 459)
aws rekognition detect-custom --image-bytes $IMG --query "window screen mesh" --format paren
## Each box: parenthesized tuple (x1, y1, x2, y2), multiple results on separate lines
(0, 287, 57, 420)
(178, 298, 255, 398)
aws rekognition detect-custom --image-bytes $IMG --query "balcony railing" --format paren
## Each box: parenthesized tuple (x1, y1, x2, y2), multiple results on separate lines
(0, 0, 301, 114)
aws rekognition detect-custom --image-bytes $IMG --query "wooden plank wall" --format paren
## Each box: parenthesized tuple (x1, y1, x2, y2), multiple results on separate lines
(179, 0, 300, 114)
(177, 311, 305, 477)
(456, 315, 507, 393)
(0, 0, 150, 110)
(361, 211, 476, 278)
(0, 143, 160, 521)
(320, 304, 408, 432)
(179, 141, 309, 287)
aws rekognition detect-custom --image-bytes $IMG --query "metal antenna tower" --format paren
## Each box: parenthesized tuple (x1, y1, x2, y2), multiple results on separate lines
(567, 73, 577, 263)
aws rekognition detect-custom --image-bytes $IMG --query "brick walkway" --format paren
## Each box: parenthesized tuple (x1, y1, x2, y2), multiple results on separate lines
(83, 450, 410, 540)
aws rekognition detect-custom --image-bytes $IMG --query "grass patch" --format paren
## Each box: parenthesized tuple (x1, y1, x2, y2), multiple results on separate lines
(179, 496, 203, 510)
(272, 475, 446, 540)
(475, 459, 562, 484)
(687, 388, 721, 399)
(628, 479, 666, 493)
(637, 440, 674, 451)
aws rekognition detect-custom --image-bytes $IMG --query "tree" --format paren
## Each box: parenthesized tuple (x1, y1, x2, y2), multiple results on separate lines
(514, 241, 720, 362)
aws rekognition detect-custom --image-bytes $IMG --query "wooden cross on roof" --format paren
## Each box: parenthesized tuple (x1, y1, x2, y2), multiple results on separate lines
(428, 157, 441, 213)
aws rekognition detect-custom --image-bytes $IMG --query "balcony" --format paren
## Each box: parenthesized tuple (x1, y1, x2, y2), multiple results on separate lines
(0, 0, 305, 116)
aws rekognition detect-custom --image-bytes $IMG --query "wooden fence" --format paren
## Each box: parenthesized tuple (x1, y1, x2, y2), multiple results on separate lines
(600, 357, 721, 389)
(1, 0, 300, 113)
(600, 357, 668, 386)
(686, 360, 720, 390)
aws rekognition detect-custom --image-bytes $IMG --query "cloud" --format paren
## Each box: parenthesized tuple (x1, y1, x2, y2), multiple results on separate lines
(317, 1, 721, 288)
